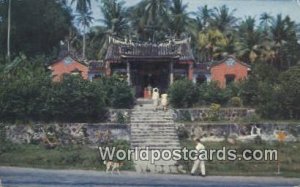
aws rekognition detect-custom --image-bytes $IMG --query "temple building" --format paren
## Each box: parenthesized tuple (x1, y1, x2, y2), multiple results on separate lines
(50, 38, 250, 97)
(48, 55, 88, 81)
(104, 37, 195, 97)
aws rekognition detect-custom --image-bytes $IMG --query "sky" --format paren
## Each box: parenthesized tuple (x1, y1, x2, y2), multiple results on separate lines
(84, 0, 300, 26)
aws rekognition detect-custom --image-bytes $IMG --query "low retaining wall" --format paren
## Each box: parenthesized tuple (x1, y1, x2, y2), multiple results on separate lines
(173, 108, 254, 121)
(177, 122, 300, 142)
(4, 123, 130, 145)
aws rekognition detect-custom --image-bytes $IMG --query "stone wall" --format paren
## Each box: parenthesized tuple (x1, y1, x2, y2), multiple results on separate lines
(4, 123, 130, 145)
(172, 108, 254, 122)
(176, 122, 300, 142)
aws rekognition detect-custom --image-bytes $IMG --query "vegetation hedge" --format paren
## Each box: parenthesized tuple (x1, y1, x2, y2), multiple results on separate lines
(0, 56, 134, 123)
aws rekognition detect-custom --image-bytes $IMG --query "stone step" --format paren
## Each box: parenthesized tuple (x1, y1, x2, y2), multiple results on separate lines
(131, 123, 175, 126)
(131, 128, 176, 132)
(131, 131, 177, 137)
(131, 143, 180, 148)
(131, 141, 180, 145)
(131, 131, 177, 135)
(131, 134, 178, 138)
(131, 138, 180, 142)
(131, 117, 172, 120)
(131, 122, 174, 125)
(130, 123, 175, 129)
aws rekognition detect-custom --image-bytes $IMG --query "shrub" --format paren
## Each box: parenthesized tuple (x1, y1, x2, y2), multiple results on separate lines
(168, 79, 199, 108)
(198, 82, 229, 105)
(47, 75, 106, 122)
(95, 76, 134, 109)
(228, 97, 242, 107)
(206, 103, 221, 121)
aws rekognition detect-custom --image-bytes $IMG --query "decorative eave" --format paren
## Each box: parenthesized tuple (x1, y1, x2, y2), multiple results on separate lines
(104, 37, 195, 63)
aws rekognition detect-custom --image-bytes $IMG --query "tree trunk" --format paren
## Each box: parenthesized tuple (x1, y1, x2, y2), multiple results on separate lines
(83, 25, 86, 60)
(7, 0, 11, 61)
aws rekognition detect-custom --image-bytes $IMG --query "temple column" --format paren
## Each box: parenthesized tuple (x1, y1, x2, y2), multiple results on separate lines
(188, 62, 193, 81)
(126, 62, 131, 85)
(106, 61, 111, 76)
(169, 61, 174, 85)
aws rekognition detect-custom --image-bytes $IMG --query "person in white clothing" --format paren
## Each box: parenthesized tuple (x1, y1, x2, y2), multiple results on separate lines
(191, 138, 206, 176)
(152, 88, 160, 111)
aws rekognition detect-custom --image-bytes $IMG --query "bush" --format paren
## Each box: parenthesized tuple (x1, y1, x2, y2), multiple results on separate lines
(168, 79, 199, 108)
(206, 103, 221, 121)
(94, 76, 134, 109)
(276, 66, 300, 119)
(228, 97, 242, 107)
(0, 56, 134, 123)
(198, 82, 229, 105)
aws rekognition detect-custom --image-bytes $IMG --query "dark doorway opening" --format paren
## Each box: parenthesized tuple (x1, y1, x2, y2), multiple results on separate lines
(131, 62, 170, 97)
(225, 74, 236, 86)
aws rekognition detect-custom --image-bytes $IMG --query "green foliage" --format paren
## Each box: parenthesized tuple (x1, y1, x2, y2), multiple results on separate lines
(198, 81, 229, 105)
(276, 66, 300, 119)
(207, 103, 221, 121)
(240, 63, 300, 120)
(168, 79, 199, 108)
(94, 75, 134, 109)
(0, 0, 72, 57)
(0, 56, 134, 123)
(47, 75, 106, 122)
(229, 97, 242, 107)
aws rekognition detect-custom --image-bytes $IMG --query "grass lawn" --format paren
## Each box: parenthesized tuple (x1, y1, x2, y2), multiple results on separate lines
(179, 139, 300, 178)
(0, 141, 134, 171)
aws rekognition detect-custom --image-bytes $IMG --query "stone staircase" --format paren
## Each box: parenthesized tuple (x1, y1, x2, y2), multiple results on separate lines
(130, 99, 181, 174)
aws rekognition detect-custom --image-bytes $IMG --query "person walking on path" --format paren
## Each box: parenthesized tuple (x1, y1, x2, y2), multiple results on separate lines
(191, 138, 206, 177)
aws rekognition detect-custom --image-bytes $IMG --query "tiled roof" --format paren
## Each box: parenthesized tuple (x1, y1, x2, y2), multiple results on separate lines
(105, 37, 194, 62)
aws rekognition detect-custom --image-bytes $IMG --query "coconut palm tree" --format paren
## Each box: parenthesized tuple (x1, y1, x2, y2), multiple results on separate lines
(100, 0, 128, 36)
(71, 0, 92, 14)
(144, 0, 170, 25)
(210, 5, 238, 33)
(76, 11, 94, 60)
(169, 0, 190, 38)
(259, 12, 273, 34)
(71, 0, 93, 60)
(194, 5, 213, 29)
(237, 16, 263, 63)
(7, 0, 11, 61)
(198, 29, 228, 61)
(143, 0, 171, 41)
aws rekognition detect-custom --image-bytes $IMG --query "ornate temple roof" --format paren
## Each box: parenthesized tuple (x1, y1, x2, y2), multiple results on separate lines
(105, 37, 194, 63)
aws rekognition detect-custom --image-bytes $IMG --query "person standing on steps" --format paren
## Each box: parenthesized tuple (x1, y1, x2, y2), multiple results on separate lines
(191, 138, 206, 177)
(161, 94, 168, 112)
(152, 88, 160, 111)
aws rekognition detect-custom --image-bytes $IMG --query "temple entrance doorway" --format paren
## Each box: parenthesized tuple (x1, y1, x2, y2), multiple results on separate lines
(131, 62, 170, 98)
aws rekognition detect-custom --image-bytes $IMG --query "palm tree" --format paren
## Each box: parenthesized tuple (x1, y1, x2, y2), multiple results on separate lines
(97, 0, 128, 58)
(7, 0, 11, 61)
(71, 0, 93, 60)
(195, 5, 212, 29)
(143, 0, 171, 41)
(169, 0, 190, 38)
(100, 0, 128, 36)
(71, 0, 92, 14)
(144, 0, 170, 25)
(198, 29, 228, 61)
(268, 14, 297, 69)
(237, 16, 263, 63)
(210, 5, 238, 33)
(259, 12, 273, 34)
(76, 11, 94, 60)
